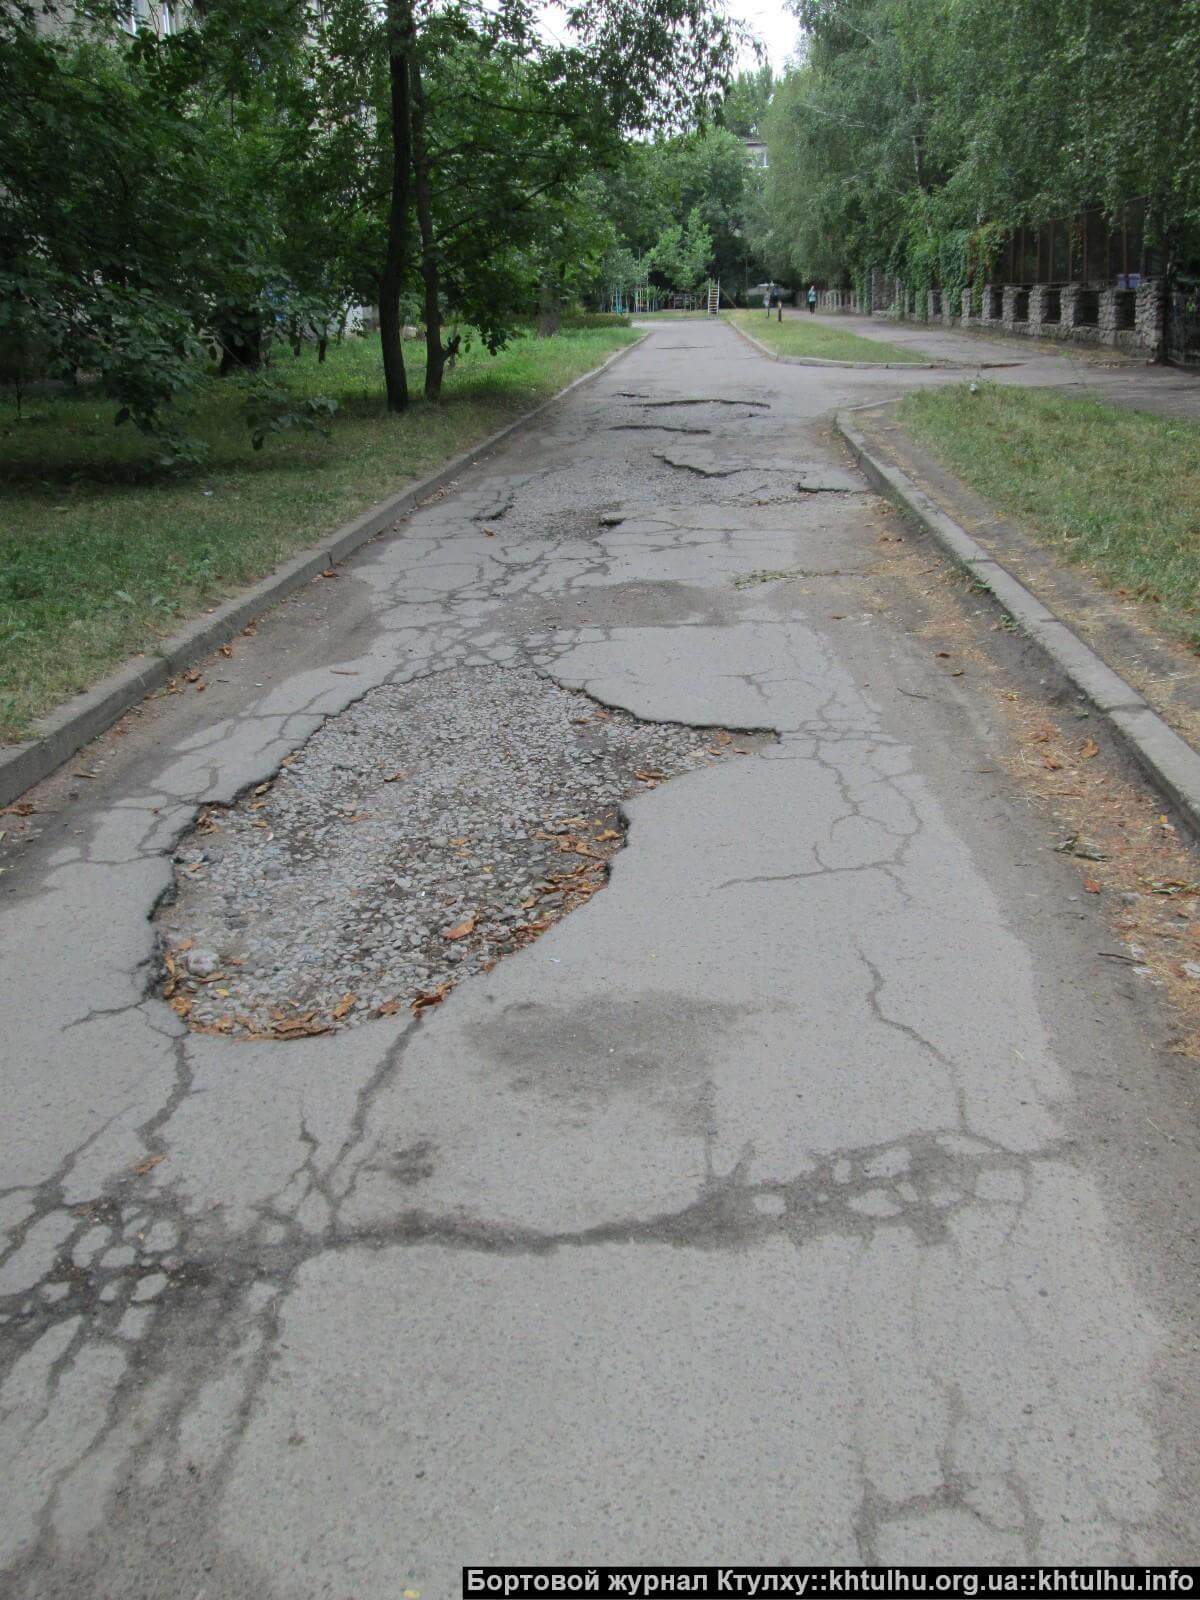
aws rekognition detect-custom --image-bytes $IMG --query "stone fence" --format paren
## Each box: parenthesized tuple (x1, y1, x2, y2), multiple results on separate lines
(860, 268, 1164, 356)
(812, 289, 863, 314)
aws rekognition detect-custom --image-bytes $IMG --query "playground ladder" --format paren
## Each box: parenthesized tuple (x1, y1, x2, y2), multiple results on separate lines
(706, 278, 720, 316)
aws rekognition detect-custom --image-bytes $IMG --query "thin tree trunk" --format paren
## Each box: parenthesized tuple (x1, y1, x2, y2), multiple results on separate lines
(408, 52, 445, 401)
(536, 270, 560, 337)
(379, 0, 413, 413)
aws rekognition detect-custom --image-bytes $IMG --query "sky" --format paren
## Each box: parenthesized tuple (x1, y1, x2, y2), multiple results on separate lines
(734, 0, 799, 71)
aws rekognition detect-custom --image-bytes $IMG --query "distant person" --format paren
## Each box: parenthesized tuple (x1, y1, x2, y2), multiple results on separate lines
(763, 286, 771, 316)
(807, 284, 818, 315)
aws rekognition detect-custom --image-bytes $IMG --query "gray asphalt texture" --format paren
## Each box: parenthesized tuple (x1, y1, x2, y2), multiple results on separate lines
(2, 319, 1199, 1592)
(155, 667, 756, 1036)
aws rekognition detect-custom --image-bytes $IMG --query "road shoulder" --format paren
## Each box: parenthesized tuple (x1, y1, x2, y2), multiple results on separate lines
(839, 400, 1200, 837)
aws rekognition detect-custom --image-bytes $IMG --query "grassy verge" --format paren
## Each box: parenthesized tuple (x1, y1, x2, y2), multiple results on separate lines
(900, 383, 1200, 646)
(725, 309, 926, 364)
(0, 326, 636, 742)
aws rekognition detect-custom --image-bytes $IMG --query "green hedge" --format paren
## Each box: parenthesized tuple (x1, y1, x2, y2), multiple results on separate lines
(561, 312, 632, 328)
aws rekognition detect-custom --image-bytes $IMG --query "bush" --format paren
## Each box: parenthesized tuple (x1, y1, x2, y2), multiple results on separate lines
(561, 312, 632, 328)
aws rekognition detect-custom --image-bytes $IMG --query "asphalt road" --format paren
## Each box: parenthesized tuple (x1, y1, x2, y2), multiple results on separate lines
(2, 320, 1198, 1593)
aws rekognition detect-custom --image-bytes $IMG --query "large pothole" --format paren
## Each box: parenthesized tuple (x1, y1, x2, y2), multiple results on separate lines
(155, 666, 767, 1039)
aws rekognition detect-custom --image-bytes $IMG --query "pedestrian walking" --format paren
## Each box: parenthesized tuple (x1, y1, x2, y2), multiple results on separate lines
(807, 284, 818, 315)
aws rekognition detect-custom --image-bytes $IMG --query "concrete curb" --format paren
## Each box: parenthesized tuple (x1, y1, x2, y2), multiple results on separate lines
(836, 408, 1200, 839)
(0, 333, 648, 807)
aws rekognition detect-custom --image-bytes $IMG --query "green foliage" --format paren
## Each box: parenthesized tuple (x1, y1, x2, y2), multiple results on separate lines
(593, 124, 769, 299)
(718, 64, 775, 137)
(756, 0, 1200, 291)
(559, 313, 633, 328)
(0, 327, 636, 740)
(649, 205, 715, 290)
(902, 384, 1200, 646)
(239, 375, 339, 452)
(1, 0, 736, 436)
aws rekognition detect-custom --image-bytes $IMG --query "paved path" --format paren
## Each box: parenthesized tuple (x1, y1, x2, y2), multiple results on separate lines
(2, 321, 1199, 1593)
(788, 308, 1200, 418)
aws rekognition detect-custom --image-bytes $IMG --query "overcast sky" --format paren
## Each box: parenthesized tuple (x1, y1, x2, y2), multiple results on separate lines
(734, 0, 799, 71)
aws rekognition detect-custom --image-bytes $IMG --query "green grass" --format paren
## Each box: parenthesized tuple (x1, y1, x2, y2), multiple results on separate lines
(725, 309, 926, 364)
(900, 383, 1200, 646)
(0, 326, 637, 742)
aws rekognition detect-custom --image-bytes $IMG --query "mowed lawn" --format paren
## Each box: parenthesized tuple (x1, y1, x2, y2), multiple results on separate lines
(725, 308, 926, 363)
(901, 383, 1200, 646)
(0, 326, 637, 743)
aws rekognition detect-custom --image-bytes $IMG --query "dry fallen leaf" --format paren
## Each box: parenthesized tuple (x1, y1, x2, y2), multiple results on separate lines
(376, 999, 401, 1016)
(412, 983, 451, 1016)
(219, 642, 234, 659)
(252, 781, 270, 796)
(1, 802, 35, 817)
(272, 1012, 332, 1038)
(330, 992, 357, 1020)
(1080, 739, 1100, 759)
(383, 771, 408, 783)
(596, 828, 621, 841)
(131, 1153, 166, 1176)
(444, 913, 477, 941)
(1084, 878, 1102, 894)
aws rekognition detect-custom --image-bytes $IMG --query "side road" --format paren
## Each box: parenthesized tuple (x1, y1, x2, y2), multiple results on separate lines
(797, 309, 1200, 421)
(2, 319, 1199, 1591)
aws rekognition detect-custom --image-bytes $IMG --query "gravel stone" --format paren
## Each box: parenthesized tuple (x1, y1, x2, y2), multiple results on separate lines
(156, 665, 759, 1037)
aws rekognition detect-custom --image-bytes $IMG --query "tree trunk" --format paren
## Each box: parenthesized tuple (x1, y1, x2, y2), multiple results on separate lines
(536, 270, 561, 337)
(408, 52, 444, 401)
(379, 0, 414, 413)
(217, 320, 263, 376)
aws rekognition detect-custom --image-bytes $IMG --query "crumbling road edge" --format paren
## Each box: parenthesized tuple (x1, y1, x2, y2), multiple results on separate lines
(838, 406, 1200, 840)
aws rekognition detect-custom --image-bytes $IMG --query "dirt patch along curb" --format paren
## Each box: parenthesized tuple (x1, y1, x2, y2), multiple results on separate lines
(837, 406, 1200, 840)
(0, 334, 648, 810)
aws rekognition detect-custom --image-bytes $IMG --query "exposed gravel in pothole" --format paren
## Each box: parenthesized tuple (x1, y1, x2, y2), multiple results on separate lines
(155, 666, 767, 1039)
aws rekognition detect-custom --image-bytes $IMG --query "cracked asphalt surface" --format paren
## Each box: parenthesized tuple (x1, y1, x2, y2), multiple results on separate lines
(2, 319, 1200, 1591)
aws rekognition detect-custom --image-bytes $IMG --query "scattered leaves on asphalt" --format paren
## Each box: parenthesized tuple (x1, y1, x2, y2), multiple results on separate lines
(866, 489, 1200, 1056)
(412, 983, 451, 1016)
